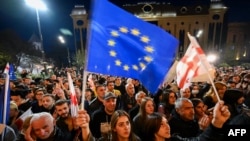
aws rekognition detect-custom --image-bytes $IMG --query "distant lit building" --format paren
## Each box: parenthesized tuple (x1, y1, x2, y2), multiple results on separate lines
(226, 22, 250, 62)
(71, 0, 231, 60)
(122, 0, 227, 59)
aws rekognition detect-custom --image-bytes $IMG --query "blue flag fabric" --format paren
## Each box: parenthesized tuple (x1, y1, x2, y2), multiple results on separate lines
(86, 0, 179, 94)
(9, 64, 16, 81)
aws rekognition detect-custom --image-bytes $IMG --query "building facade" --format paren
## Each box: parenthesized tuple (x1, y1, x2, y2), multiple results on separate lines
(122, 0, 227, 59)
(71, 0, 231, 61)
(225, 22, 250, 62)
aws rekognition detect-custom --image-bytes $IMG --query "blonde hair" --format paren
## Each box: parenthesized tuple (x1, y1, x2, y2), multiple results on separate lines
(22, 115, 33, 133)
(203, 88, 219, 103)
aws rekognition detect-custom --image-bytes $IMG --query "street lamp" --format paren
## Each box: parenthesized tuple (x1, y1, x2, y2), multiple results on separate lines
(25, 0, 47, 62)
(58, 35, 71, 67)
(207, 53, 217, 63)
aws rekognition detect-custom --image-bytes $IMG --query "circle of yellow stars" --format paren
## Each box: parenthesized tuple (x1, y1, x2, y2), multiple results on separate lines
(107, 26, 155, 71)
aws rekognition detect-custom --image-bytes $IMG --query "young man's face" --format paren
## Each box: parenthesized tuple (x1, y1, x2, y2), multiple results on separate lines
(55, 103, 69, 118)
(10, 95, 22, 106)
(42, 96, 54, 109)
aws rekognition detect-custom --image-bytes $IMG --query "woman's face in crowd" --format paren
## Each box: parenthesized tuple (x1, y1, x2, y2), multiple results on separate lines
(168, 92, 177, 105)
(145, 100, 155, 115)
(35, 91, 44, 100)
(114, 116, 131, 139)
(181, 88, 191, 98)
(237, 96, 245, 105)
(155, 117, 171, 139)
(194, 102, 205, 117)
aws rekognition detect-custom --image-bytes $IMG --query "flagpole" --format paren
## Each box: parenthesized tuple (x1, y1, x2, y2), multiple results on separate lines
(3, 74, 9, 125)
(81, 70, 89, 110)
(200, 63, 220, 101)
(80, 13, 92, 110)
(187, 33, 220, 101)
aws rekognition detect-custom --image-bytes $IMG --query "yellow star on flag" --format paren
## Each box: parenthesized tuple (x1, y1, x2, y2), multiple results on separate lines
(119, 27, 129, 33)
(141, 36, 150, 43)
(132, 65, 139, 71)
(115, 60, 122, 66)
(111, 30, 119, 37)
(139, 62, 146, 69)
(109, 50, 117, 57)
(108, 39, 116, 46)
(144, 56, 153, 63)
(123, 65, 129, 71)
(145, 46, 154, 53)
(131, 29, 140, 36)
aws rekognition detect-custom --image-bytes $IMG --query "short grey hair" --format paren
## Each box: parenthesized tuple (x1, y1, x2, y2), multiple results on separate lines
(125, 83, 134, 90)
(30, 112, 53, 125)
(135, 91, 145, 100)
(174, 97, 192, 109)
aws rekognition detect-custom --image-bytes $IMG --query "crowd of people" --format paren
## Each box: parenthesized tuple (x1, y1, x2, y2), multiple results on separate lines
(0, 66, 250, 141)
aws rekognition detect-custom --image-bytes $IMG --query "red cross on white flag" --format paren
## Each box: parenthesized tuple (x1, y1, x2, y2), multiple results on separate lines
(67, 72, 79, 117)
(176, 33, 215, 89)
(3, 62, 10, 74)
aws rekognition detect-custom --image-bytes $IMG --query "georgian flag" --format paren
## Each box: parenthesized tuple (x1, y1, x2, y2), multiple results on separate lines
(3, 62, 9, 74)
(176, 33, 215, 89)
(67, 72, 79, 117)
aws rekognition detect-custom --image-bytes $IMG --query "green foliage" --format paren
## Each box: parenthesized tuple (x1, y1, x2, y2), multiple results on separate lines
(217, 62, 231, 68)
(75, 49, 85, 67)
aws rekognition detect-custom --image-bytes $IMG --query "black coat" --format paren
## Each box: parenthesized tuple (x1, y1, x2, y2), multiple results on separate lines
(169, 110, 201, 138)
(170, 125, 224, 141)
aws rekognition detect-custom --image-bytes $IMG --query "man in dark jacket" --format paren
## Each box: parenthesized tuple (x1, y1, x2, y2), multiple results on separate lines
(89, 92, 117, 139)
(169, 98, 209, 138)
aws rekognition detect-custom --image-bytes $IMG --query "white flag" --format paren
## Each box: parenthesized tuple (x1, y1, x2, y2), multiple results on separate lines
(14, 108, 33, 131)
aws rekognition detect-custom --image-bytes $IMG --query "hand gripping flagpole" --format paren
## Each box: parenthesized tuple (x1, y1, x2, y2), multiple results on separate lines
(187, 33, 220, 102)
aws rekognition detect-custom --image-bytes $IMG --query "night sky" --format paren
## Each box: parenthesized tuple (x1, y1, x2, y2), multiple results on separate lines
(0, 0, 250, 54)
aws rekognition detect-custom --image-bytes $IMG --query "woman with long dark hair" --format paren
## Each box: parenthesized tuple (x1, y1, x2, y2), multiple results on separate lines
(132, 97, 155, 139)
(76, 110, 141, 141)
(109, 110, 140, 141)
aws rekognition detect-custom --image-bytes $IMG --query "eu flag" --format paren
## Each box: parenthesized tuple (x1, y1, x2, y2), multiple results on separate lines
(86, 0, 179, 94)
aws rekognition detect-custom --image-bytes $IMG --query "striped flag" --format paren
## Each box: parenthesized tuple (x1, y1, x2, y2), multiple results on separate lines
(3, 62, 9, 74)
(176, 33, 215, 89)
(0, 63, 10, 124)
(67, 72, 78, 117)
